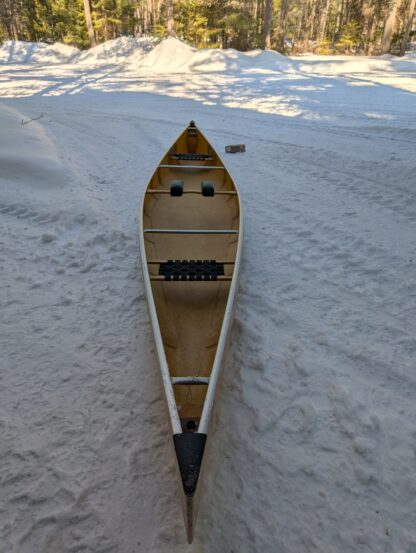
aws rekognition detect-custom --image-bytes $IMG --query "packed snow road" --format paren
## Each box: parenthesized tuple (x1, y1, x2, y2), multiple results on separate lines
(1, 38, 415, 552)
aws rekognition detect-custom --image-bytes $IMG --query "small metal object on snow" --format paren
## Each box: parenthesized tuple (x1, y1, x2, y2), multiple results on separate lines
(225, 144, 246, 153)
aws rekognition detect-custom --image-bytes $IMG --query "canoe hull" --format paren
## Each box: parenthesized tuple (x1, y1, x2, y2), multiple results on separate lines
(139, 121, 243, 542)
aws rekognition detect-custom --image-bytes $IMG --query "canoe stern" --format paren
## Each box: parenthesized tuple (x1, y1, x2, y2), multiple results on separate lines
(173, 432, 207, 543)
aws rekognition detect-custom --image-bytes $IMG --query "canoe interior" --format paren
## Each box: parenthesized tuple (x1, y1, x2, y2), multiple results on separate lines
(143, 123, 240, 433)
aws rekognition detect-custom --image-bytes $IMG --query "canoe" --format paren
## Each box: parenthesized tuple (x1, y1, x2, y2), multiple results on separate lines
(139, 121, 243, 543)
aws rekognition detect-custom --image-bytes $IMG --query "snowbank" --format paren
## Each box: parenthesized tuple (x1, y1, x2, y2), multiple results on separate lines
(137, 37, 293, 73)
(77, 36, 157, 65)
(0, 40, 78, 64)
(1, 36, 415, 79)
(0, 105, 69, 193)
(294, 52, 416, 76)
(0, 36, 294, 74)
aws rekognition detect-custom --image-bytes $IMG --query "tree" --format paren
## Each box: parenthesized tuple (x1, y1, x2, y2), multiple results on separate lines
(335, 20, 361, 52)
(380, 0, 402, 52)
(83, 0, 96, 47)
(263, 0, 273, 48)
(166, 0, 175, 35)
(276, 0, 290, 51)
(0, 0, 414, 55)
(399, 0, 416, 54)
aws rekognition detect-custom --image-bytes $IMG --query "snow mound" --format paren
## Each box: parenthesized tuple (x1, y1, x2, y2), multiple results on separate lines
(139, 36, 197, 72)
(77, 36, 156, 65)
(190, 47, 258, 72)
(136, 36, 293, 74)
(0, 36, 294, 74)
(0, 40, 79, 64)
(251, 49, 293, 70)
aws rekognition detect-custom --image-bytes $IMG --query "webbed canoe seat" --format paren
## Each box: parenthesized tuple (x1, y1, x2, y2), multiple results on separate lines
(159, 260, 225, 281)
(171, 153, 213, 162)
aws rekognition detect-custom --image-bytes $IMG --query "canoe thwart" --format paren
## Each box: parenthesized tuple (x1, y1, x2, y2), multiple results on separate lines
(147, 259, 235, 264)
(172, 377, 210, 385)
(144, 228, 239, 234)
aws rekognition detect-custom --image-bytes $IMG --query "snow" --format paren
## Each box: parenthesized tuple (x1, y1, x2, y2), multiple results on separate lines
(0, 40, 79, 64)
(77, 36, 157, 65)
(1, 37, 416, 552)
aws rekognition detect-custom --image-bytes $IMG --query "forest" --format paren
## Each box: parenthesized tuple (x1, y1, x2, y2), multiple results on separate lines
(0, 0, 415, 56)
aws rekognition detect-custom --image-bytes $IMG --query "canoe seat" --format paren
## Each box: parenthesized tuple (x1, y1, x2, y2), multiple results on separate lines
(171, 153, 213, 161)
(201, 181, 214, 197)
(170, 180, 184, 196)
(159, 260, 224, 281)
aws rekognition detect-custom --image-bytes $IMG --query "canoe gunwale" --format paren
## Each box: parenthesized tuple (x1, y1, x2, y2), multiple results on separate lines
(196, 164, 242, 434)
(139, 157, 182, 434)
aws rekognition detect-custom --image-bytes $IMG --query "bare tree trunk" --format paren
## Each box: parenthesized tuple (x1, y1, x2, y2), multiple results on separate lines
(257, 0, 263, 36)
(143, 0, 152, 34)
(83, 0, 96, 47)
(336, 0, 345, 37)
(400, 0, 416, 54)
(135, 6, 142, 36)
(166, 0, 174, 36)
(152, 0, 158, 32)
(381, 0, 401, 53)
(303, 0, 318, 48)
(278, 0, 290, 50)
(12, 20, 19, 41)
(309, 0, 318, 39)
(363, 15, 373, 52)
(318, 0, 331, 40)
(143, 1, 148, 34)
(263, 0, 273, 49)
(345, 0, 351, 26)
